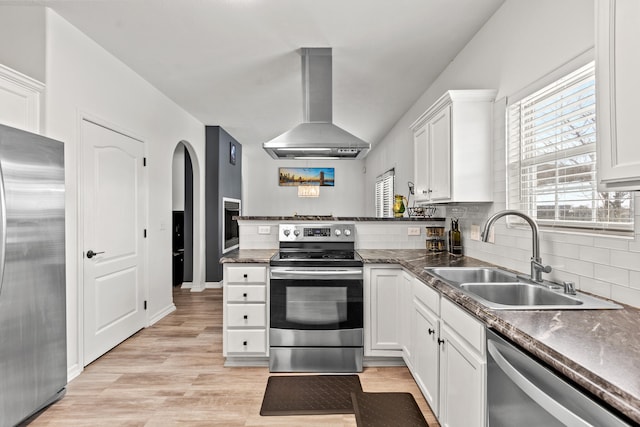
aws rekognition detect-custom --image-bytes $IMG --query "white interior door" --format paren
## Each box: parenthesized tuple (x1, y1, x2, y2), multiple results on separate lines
(82, 119, 146, 365)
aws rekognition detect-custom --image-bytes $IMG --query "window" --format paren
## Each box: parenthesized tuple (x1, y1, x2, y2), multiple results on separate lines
(375, 169, 395, 218)
(507, 61, 633, 232)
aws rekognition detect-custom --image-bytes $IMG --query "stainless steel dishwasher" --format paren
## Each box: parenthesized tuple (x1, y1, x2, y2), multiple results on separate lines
(486, 329, 631, 426)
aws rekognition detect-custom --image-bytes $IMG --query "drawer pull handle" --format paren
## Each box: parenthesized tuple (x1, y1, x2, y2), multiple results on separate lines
(243, 293, 248, 298)
(428, 328, 435, 335)
(243, 341, 247, 346)
(243, 315, 248, 320)
(438, 338, 445, 346)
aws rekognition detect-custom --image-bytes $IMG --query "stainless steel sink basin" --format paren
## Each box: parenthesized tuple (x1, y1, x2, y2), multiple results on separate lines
(427, 267, 517, 286)
(425, 267, 622, 310)
(460, 282, 583, 308)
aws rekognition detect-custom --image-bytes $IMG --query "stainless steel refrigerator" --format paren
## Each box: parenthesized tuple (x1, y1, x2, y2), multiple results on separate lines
(0, 124, 66, 427)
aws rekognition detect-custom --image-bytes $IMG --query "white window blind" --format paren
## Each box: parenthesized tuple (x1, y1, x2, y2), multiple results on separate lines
(375, 169, 395, 218)
(507, 61, 633, 232)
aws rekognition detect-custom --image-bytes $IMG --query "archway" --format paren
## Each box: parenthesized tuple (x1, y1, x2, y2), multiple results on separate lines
(171, 140, 204, 292)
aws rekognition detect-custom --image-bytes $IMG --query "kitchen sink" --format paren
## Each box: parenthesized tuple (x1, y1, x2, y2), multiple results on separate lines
(460, 282, 583, 308)
(427, 267, 517, 286)
(425, 267, 622, 310)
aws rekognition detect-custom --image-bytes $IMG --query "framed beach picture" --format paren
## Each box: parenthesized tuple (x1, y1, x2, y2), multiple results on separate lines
(278, 167, 335, 186)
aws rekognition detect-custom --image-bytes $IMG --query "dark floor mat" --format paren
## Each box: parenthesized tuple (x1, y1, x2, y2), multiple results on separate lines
(260, 374, 362, 416)
(351, 391, 429, 427)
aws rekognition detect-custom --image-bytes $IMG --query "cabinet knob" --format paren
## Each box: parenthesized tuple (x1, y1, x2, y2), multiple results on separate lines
(428, 189, 433, 193)
(243, 315, 248, 320)
(438, 338, 445, 346)
(243, 341, 247, 346)
(243, 273, 248, 278)
(243, 293, 248, 298)
(428, 328, 435, 335)
(422, 189, 428, 194)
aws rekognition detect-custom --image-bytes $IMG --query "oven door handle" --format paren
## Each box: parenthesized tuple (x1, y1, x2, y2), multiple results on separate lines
(270, 268, 363, 281)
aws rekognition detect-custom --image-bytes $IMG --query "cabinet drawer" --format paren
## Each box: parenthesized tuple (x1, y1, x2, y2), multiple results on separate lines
(227, 304, 266, 327)
(413, 280, 440, 315)
(227, 285, 266, 302)
(226, 266, 266, 283)
(441, 298, 485, 355)
(227, 329, 266, 353)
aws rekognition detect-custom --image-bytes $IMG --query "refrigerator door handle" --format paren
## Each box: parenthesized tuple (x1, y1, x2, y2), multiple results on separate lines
(0, 164, 6, 296)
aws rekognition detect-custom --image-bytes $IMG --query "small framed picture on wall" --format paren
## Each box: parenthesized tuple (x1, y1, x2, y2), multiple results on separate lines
(229, 141, 237, 165)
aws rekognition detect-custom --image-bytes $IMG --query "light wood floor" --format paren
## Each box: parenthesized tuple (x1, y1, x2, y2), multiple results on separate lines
(32, 288, 439, 426)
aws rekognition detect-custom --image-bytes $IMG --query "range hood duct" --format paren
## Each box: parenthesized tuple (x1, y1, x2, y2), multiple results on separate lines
(263, 48, 370, 159)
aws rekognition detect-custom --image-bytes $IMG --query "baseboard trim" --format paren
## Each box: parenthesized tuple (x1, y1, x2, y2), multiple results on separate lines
(148, 303, 176, 326)
(363, 356, 406, 367)
(205, 281, 222, 289)
(224, 357, 269, 367)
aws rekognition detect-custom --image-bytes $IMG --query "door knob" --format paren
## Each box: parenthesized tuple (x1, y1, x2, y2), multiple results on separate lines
(86, 250, 104, 259)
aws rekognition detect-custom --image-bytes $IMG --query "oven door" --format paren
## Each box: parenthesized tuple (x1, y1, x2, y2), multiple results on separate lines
(269, 267, 363, 331)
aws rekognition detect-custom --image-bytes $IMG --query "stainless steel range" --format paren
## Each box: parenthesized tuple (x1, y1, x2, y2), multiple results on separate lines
(269, 223, 363, 372)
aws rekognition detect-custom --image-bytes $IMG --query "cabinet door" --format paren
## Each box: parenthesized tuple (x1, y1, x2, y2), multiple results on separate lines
(597, 0, 640, 190)
(413, 123, 431, 202)
(439, 324, 486, 427)
(428, 106, 451, 201)
(400, 272, 414, 366)
(368, 268, 402, 353)
(413, 301, 440, 417)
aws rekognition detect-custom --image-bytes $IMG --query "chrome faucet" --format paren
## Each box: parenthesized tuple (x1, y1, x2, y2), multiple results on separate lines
(481, 210, 552, 283)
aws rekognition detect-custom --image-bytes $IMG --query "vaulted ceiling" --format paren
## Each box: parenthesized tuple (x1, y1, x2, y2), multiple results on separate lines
(41, 0, 504, 150)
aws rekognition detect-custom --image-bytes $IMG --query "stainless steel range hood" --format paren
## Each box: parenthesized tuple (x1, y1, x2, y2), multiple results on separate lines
(263, 48, 370, 160)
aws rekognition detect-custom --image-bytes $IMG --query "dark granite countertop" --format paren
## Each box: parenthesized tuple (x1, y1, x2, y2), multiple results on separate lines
(235, 216, 445, 222)
(221, 248, 639, 423)
(219, 249, 277, 263)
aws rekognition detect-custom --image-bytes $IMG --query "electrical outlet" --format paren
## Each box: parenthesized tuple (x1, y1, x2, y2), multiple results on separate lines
(407, 227, 421, 236)
(470, 224, 480, 241)
(258, 226, 271, 235)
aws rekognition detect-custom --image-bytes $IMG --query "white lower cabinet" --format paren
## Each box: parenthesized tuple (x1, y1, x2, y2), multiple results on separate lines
(400, 271, 415, 368)
(412, 295, 440, 416)
(365, 266, 403, 357)
(408, 279, 486, 427)
(223, 264, 268, 358)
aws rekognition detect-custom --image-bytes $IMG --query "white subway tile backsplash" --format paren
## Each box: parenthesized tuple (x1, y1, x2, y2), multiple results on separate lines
(611, 285, 640, 308)
(579, 246, 611, 264)
(579, 277, 612, 298)
(593, 236, 630, 251)
(556, 258, 595, 278)
(630, 271, 640, 290)
(594, 264, 629, 287)
(609, 250, 640, 272)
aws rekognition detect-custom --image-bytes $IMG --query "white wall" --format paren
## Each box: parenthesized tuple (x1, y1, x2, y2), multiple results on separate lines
(44, 9, 206, 378)
(367, 0, 640, 308)
(0, 6, 46, 83)
(242, 143, 366, 216)
(172, 143, 185, 211)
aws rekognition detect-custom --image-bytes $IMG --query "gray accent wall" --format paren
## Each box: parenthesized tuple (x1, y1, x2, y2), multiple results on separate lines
(206, 126, 242, 282)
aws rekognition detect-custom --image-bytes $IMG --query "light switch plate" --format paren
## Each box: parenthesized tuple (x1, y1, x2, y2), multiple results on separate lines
(407, 227, 421, 236)
(470, 224, 480, 241)
(258, 225, 271, 235)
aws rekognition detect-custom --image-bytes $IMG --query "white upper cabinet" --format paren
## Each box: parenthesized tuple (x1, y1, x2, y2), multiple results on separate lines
(596, 0, 640, 190)
(410, 90, 496, 204)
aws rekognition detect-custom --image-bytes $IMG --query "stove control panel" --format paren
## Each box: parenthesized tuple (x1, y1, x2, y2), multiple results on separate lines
(279, 223, 356, 242)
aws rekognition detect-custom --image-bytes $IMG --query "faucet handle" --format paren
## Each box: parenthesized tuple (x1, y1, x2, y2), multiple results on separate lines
(531, 259, 552, 274)
(563, 281, 576, 295)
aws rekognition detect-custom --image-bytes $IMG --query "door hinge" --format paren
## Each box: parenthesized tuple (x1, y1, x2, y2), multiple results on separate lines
(143, 157, 147, 167)
(144, 300, 147, 310)
(144, 229, 147, 238)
